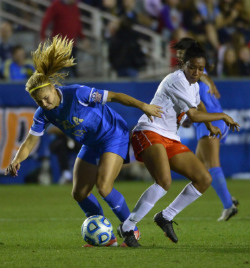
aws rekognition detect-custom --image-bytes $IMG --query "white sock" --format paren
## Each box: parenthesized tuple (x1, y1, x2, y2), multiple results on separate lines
(122, 183, 167, 232)
(162, 182, 202, 221)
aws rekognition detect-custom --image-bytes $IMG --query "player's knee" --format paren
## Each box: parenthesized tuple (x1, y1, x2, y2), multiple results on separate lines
(96, 180, 112, 197)
(72, 189, 88, 202)
(155, 176, 172, 191)
(193, 170, 212, 192)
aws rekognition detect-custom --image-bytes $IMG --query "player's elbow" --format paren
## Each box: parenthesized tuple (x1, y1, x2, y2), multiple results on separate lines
(186, 109, 201, 123)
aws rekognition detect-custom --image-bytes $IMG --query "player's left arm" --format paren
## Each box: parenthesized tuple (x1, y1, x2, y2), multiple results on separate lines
(200, 74, 221, 99)
(107, 91, 163, 122)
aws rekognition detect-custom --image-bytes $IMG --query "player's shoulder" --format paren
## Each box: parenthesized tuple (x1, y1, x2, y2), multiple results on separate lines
(33, 106, 47, 120)
(59, 84, 84, 91)
(160, 70, 187, 90)
(58, 84, 88, 95)
(163, 70, 185, 84)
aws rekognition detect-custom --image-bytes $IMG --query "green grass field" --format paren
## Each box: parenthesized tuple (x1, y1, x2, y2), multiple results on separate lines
(0, 180, 249, 268)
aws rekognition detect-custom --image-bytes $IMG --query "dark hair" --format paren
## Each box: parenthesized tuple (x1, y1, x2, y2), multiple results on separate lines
(172, 38, 197, 50)
(183, 43, 207, 64)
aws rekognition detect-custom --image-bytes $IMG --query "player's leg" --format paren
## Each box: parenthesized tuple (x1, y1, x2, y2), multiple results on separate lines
(72, 157, 104, 217)
(96, 152, 132, 222)
(122, 144, 170, 230)
(196, 137, 238, 221)
(119, 144, 171, 247)
(96, 152, 141, 246)
(153, 151, 210, 243)
(73, 156, 118, 247)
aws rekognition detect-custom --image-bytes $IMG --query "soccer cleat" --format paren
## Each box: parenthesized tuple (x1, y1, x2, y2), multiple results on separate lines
(117, 225, 141, 241)
(133, 227, 141, 241)
(154, 211, 178, 243)
(217, 204, 238, 221)
(232, 197, 239, 207)
(117, 224, 141, 247)
(83, 237, 118, 247)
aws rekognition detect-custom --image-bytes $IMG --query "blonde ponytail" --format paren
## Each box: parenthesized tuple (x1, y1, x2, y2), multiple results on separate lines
(26, 35, 76, 93)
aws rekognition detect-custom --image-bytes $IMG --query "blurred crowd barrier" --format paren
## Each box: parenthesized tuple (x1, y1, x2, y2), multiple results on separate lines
(0, 79, 249, 184)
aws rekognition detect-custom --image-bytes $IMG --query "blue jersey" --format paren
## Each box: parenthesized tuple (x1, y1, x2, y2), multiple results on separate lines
(198, 81, 223, 113)
(194, 81, 228, 142)
(30, 85, 130, 163)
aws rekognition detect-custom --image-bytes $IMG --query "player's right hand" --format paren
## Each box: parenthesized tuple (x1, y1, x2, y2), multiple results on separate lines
(5, 161, 20, 177)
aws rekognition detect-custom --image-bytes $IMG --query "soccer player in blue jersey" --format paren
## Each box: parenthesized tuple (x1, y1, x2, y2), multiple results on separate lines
(5, 36, 163, 247)
(173, 38, 239, 221)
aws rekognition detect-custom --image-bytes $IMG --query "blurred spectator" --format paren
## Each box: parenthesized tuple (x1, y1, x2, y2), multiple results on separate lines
(158, 0, 183, 42)
(182, 0, 207, 44)
(119, 0, 138, 24)
(101, 0, 123, 15)
(0, 45, 35, 81)
(216, 0, 250, 45)
(134, 0, 163, 30)
(196, 0, 220, 51)
(40, 0, 87, 77)
(0, 21, 14, 65)
(238, 45, 250, 76)
(222, 46, 240, 77)
(108, 17, 147, 77)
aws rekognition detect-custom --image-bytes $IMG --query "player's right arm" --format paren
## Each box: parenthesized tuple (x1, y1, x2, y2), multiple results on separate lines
(5, 134, 40, 177)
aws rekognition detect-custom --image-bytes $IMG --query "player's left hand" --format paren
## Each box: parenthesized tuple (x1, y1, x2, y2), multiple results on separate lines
(208, 126, 222, 139)
(143, 104, 163, 122)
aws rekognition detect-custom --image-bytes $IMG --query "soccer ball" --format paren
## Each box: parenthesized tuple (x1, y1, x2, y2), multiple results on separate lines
(81, 215, 113, 246)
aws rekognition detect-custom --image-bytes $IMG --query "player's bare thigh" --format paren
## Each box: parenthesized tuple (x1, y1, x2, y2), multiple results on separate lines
(139, 144, 172, 190)
(72, 157, 98, 201)
(169, 151, 212, 193)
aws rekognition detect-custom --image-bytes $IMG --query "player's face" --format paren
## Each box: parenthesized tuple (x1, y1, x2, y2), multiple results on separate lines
(183, 57, 206, 84)
(32, 86, 61, 110)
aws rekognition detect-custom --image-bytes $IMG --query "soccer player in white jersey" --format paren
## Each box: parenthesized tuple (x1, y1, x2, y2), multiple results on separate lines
(5, 36, 163, 247)
(173, 38, 239, 221)
(117, 43, 240, 247)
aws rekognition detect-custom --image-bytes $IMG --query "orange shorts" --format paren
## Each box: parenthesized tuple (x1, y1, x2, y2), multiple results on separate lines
(131, 130, 191, 162)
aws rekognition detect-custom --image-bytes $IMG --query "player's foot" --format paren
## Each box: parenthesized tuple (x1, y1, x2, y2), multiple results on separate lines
(83, 237, 118, 247)
(217, 204, 238, 221)
(117, 224, 141, 247)
(154, 211, 178, 243)
(232, 197, 239, 207)
(117, 225, 141, 241)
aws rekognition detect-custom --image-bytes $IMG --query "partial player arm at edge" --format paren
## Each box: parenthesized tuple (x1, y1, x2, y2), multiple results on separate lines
(5, 134, 40, 177)
(107, 91, 163, 122)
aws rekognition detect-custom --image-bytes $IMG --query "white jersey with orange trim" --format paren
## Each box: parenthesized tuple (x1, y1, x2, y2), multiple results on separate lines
(133, 69, 200, 141)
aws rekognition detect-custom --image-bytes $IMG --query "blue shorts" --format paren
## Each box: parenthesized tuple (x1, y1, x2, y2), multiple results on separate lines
(194, 120, 229, 144)
(77, 133, 130, 165)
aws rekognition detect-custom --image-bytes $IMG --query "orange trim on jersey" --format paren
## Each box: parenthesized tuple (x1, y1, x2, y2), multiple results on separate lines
(131, 130, 191, 162)
(177, 112, 185, 124)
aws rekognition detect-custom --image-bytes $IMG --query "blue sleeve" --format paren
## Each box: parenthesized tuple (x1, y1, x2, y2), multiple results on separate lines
(29, 107, 50, 136)
(76, 85, 108, 106)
